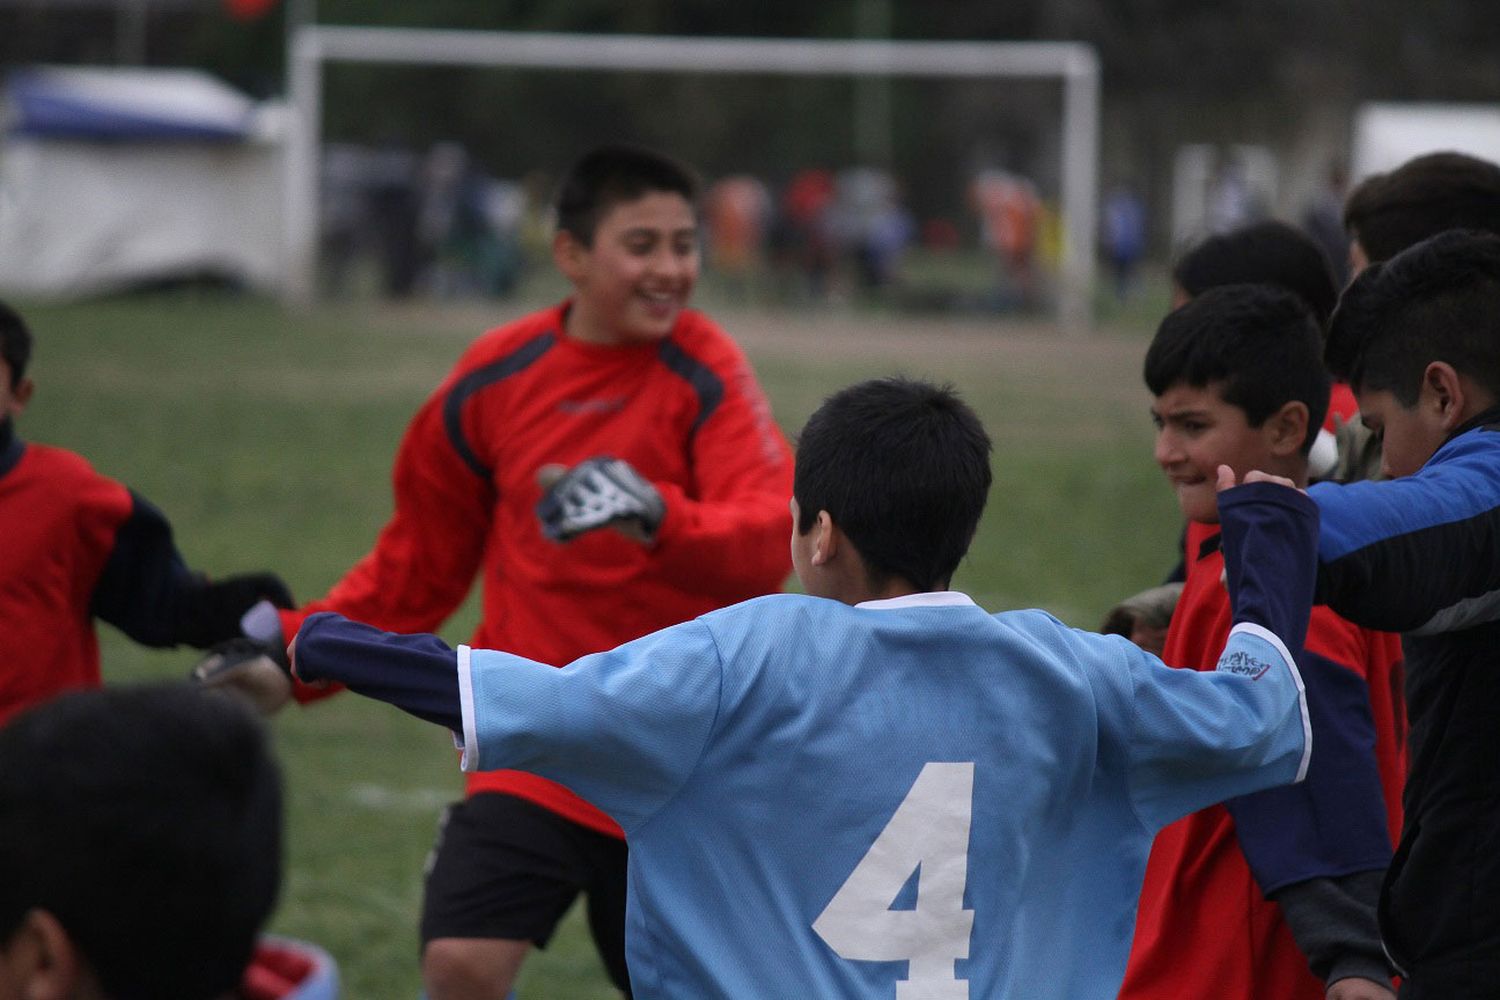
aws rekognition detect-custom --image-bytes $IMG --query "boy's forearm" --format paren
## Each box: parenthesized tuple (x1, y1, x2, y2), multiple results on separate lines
(1272, 871, 1393, 989)
(1217, 481, 1319, 655)
(293, 612, 464, 731)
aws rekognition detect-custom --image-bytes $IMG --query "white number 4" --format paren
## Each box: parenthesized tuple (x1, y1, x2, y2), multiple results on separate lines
(813, 762, 975, 1000)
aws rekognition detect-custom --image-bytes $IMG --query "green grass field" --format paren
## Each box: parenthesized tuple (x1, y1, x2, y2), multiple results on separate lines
(14, 288, 1179, 998)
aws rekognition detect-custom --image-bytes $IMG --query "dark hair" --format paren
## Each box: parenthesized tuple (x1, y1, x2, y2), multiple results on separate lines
(554, 145, 700, 245)
(0, 299, 32, 388)
(1326, 229, 1500, 406)
(794, 377, 992, 592)
(1343, 151, 1500, 264)
(1173, 220, 1338, 328)
(0, 684, 283, 1000)
(1145, 284, 1331, 455)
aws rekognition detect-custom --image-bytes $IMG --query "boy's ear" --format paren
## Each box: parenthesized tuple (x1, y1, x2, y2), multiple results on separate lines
(1422, 361, 1472, 429)
(0, 909, 89, 1000)
(1265, 399, 1310, 457)
(10, 377, 34, 415)
(810, 510, 839, 566)
(551, 230, 588, 284)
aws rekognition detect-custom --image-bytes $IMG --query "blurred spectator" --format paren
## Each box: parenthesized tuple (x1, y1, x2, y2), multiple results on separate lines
(777, 167, 837, 301)
(364, 143, 422, 299)
(970, 168, 1042, 309)
(1103, 182, 1148, 301)
(832, 166, 912, 291)
(1206, 154, 1263, 234)
(705, 174, 772, 299)
(1301, 161, 1351, 286)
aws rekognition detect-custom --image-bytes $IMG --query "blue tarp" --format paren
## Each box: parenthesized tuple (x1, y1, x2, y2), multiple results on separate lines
(5, 66, 257, 141)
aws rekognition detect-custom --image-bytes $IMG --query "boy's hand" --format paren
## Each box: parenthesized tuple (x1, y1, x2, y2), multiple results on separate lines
(190, 637, 294, 715)
(1215, 464, 1301, 493)
(536, 457, 666, 544)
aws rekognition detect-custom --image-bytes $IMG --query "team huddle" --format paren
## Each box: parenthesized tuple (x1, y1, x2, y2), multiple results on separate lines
(3, 144, 1500, 1000)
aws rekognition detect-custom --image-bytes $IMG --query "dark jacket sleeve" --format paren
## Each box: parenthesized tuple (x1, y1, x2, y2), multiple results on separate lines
(1272, 871, 1393, 988)
(91, 490, 293, 648)
(1310, 430, 1500, 634)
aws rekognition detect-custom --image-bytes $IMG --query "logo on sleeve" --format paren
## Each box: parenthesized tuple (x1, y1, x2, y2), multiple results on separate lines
(1217, 648, 1272, 681)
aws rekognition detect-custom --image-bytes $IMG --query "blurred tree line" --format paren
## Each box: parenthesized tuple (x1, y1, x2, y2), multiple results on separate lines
(4, 0, 1500, 244)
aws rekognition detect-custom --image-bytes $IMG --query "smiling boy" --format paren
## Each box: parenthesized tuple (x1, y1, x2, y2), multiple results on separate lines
(253, 146, 794, 999)
(1120, 285, 1405, 1000)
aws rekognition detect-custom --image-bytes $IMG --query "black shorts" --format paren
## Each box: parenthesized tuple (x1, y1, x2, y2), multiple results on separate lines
(420, 793, 631, 993)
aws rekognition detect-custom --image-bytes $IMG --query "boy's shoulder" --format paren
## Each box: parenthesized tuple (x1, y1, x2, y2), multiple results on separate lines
(12, 441, 105, 484)
(462, 302, 569, 366)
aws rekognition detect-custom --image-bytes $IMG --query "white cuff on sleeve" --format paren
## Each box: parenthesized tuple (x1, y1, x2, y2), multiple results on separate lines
(1225, 621, 1311, 783)
(457, 644, 478, 772)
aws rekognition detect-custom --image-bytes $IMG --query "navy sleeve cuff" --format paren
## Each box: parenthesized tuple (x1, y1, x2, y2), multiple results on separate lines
(296, 612, 463, 731)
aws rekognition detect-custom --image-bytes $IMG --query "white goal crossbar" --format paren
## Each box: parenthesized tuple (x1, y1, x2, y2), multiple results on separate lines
(286, 28, 1100, 327)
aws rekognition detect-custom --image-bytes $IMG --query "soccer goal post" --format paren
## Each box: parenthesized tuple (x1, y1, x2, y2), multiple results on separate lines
(285, 28, 1100, 328)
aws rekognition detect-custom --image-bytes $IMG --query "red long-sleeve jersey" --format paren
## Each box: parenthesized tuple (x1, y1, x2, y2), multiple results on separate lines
(281, 302, 794, 836)
(0, 439, 131, 722)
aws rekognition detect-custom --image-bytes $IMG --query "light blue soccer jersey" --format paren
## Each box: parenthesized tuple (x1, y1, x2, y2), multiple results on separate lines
(456, 592, 1310, 1000)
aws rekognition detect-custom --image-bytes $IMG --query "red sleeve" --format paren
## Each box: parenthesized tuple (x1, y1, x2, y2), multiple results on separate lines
(649, 329, 794, 601)
(279, 353, 496, 698)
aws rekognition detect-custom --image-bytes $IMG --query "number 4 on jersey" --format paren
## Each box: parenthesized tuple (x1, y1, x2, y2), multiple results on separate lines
(812, 762, 976, 1000)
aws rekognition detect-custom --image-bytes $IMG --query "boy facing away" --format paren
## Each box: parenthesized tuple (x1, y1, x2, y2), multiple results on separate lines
(1119, 286, 1405, 1000)
(232, 145, 793, 998)
(291, 375, 1323, 1000)
(0, 684, 282, 1000)
(1307, 230, 1500, 998)
(0, 301, 292, 724)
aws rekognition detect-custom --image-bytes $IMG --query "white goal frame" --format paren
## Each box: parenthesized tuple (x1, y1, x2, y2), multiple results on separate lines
(285, 28, 1100, 327)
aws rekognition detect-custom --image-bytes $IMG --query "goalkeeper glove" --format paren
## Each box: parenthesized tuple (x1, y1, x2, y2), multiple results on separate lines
(535, 456, 666, 544)
(190, 637, 294, 716)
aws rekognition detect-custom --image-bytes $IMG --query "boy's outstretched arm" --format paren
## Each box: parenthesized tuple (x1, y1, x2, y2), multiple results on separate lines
(291, 610, 721, 832)
(1124, 466, 1320, 831)
(90, 489, 294, 648)
(290, 613, 466, 732)
(1309, 435, 1500, 633)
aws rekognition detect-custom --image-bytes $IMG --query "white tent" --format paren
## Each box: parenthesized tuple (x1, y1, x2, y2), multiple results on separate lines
(0, 66, 286, 297)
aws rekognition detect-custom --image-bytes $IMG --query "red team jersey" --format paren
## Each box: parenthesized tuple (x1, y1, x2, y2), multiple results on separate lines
(280, 302, 794, 836)
(0, 439, 134, 723)
(1121, 531, 1406, 999)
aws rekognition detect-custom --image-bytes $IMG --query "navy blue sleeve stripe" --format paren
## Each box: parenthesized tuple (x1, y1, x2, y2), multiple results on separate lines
(297, 612, 463, 731)
(656, 339, 724, 438)
(1228, 648, 1393, 893)
(442, 331, 556, 478)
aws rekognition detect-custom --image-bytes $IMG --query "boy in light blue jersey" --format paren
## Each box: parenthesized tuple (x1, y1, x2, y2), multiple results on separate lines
(291, 376, 1319, 1000)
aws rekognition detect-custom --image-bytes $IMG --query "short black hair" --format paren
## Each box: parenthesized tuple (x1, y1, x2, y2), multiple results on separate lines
(1173, 220, 1338, 328)
(554, 145, 700, 245)
(1145, 284, 1331, 456)
(1326, 229, 1500, 406)
(1343, 151, 1500, 264)
(794, 377, 992, 592)
(0, 299, 32, 388)
(0, 683, 283, 1000)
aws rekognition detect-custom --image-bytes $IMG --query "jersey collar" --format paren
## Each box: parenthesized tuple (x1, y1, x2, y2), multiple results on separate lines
(855, 591, 977, 610)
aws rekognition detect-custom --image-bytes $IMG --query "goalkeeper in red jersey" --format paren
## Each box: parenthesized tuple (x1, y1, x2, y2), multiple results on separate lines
(215, 145, 794, 999)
